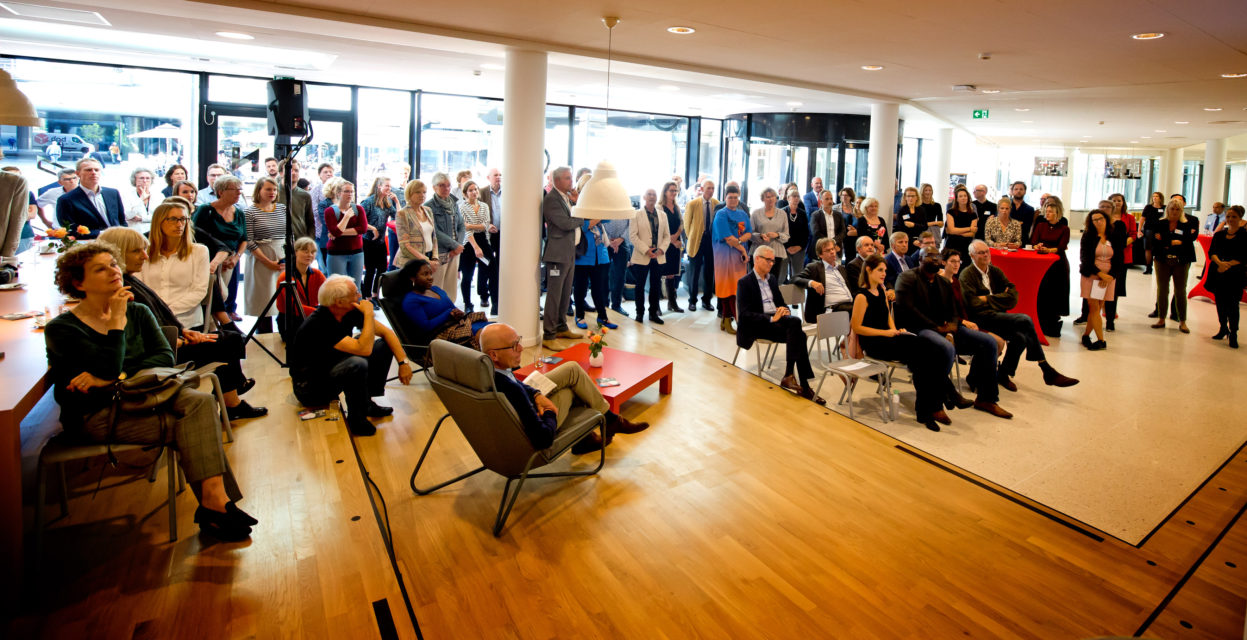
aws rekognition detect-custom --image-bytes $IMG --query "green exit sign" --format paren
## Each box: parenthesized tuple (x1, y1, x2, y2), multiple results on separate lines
(973, 109, 990, 119)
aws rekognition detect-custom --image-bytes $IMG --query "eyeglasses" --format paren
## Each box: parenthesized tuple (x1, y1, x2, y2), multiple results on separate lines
(163, 217, 189, 224)
(755, 256, 775, 263)
(488, 337, 524, 352)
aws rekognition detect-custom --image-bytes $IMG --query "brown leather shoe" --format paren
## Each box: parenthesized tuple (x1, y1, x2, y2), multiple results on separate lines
(946, 392, 974, 410)
(974, 401, 1013, 419)
(570, 432, 604, 454)
(725, 319, 736, 335)
(798, 387, 827, 405)
(780, 375, 802, 393)
(610, 415, 650, 434)
(1042, 369, 1079, 387)
(930, 409, 952, 425)
(557, 328, 584, 339)
(998, 376, 1018, 392)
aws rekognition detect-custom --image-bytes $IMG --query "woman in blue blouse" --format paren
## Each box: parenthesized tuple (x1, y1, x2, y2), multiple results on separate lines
(398, 258, 491, 349)
(572, 216, 618, 330)
(712, 185, 753, 334)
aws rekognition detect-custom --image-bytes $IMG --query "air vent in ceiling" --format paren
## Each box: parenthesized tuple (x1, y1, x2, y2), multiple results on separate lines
(0, 2, 110, 26)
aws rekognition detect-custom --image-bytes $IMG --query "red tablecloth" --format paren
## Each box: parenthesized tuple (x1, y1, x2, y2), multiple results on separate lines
(1189, 234, 1247, 303)
(990, 248, 1059, 345)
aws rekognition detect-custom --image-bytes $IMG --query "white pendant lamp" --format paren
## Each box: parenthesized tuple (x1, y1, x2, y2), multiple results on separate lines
(571, 17, 636, 221)
(0, 70, 40, 126)
(572, 161, 635, 219)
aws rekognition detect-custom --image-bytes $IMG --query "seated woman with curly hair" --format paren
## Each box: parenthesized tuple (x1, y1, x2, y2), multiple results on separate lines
(44, 241, 258, 541)
(397, 257, 492, 350)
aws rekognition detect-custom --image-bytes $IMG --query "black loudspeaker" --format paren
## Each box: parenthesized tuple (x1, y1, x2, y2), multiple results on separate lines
(267, 78, 309, 137)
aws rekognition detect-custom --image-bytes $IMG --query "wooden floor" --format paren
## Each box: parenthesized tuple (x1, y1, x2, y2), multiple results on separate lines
(8, 320, 1247, 639)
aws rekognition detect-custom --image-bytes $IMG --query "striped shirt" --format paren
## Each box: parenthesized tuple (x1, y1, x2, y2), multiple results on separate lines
(245, 203, 287, 253)
(459, 200, 490, 228)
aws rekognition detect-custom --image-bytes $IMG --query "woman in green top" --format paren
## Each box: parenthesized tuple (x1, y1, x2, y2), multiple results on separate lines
(44, 242, 257, 541)
(192, 175, 248, 320)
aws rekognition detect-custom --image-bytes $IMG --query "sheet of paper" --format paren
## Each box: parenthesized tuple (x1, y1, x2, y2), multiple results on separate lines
(524, 370, 557, 396)
(1090, 278, 1109, 300)
(839, 361, 873, 372)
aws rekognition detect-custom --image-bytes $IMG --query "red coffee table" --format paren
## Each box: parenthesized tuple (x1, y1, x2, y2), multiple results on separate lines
(514, 343, 673, 413)
(991, 248, 1059, 345)
(1189, 234, 1247, 303)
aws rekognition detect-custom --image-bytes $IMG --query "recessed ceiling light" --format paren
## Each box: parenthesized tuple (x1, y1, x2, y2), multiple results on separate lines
(786, 101, 803, 107)
(480, 63, 504, 70)
(1141, 136, 1152, 139)
(667, 26, 695, 34)
(1014, 107, 1030, 112)
(861, 65, 884, 71)
(1204, 107, 1222, 111)
(981, 89, 1000, 94)
(1131, 32, 1164, 40)
(1020, 120, 1033, 124)
(1220, 73, 1247, 78)
(1130, 141, 1139, 144)
(658, 84, 680, 92)
(1174, 121, 1189, 124)
(216, 31, 254, 40)
(1155, 129, 1167, 133)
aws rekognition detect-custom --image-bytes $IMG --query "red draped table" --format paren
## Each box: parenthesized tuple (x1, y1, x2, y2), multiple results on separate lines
(1189, 234, 1247, 303)
(989, 248, 1059, 345)
(515, 343, 673, 414)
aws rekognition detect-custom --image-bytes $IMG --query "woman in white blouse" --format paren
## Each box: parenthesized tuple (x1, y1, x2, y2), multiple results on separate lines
(457, 180, 491, 313)
(124, 167, 159, 235)
(138, 202, 211, 329)
(393, 180, 438, 269)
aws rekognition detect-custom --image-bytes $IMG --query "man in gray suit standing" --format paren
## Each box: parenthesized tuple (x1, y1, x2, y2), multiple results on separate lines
(542, 166, 583, 347)
(277, 159, 316, 246)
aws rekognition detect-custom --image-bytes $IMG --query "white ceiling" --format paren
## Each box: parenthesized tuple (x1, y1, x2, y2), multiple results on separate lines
(2, 0, 1246, 150)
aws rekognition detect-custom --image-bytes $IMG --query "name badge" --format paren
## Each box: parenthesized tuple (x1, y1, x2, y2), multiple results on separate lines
(549, 268, 560, 277)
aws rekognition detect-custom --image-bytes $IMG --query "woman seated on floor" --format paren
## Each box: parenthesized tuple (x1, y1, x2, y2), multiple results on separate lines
(44, 241, 259, 541)
(99, 227, 267, 421)
(276, 237, 326, 342)
(397, 257, 492, 349)
(850, 254, 954, 433)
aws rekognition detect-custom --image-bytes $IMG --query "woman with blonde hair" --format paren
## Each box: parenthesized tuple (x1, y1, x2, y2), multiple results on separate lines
(144, 202, 211, 328)
(919, 182, 944, 243)
(393, 179, 438, 269)
(893, 186, 926, 252)
(243, 177, 286, 333)
(316, 176, 347, 270)
(984, 197, 1022, 249)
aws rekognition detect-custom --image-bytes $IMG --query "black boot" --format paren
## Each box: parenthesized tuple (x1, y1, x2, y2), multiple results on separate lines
(666, 279, 684, 312)
(1213, 326, 1228, 340)
(1230, 333, 1239, 349)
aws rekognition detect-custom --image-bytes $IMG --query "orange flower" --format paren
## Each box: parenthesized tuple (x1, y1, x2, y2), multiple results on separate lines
(591, 335, 601, 344)
(600, 326, 609, 334)
(47, 228, 67, 239)
(76, 225, 90, 236)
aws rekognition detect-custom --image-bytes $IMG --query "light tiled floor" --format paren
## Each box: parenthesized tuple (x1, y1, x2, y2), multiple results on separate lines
(650, 252, 1245, 544)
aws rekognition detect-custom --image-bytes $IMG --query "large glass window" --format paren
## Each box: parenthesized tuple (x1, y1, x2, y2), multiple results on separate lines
(419, 96, 569, 182)
(5, 59, 197, 203)
(1182, 160, 1202, 209)
(572, 108, 688, 196)
(843, 145, 869, 195)
(698, 118, 722, 183)
(1069, 153, 1156, 210)
(357, 88, 411, 186)
(901, 137, 921, 190)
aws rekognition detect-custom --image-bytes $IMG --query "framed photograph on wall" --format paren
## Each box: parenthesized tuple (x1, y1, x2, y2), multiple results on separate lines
(1104, 158, 1143, 179)
(1033, 156, 1069, 177)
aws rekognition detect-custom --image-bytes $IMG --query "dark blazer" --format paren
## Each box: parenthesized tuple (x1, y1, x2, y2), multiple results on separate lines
(883, 251, 918, 289)
(973, 199, 997, 240)
(56, 186, 126, 238)
(958, 263, 1019, 321)
(802, 190, 820, 215)
(844, 255, 867, 299)
(1012, 200, 1036, 247)
(894, 269, 961, 332)
(541, 189, 580, 265)
(494, 370, 558, 449)
(808, 208, 847, 257)
(735, 270, 788, 350)
(793, 259, 852, 323)
(1079, 232, 1110, 278)
(1151, 215, 1199, 264)
(892, 205, 927, 242)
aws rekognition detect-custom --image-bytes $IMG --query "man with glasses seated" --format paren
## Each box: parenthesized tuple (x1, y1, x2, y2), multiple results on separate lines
(479, 323, 648, 455)
(290, 275, 414, 436)
(736, 245, 824, 404)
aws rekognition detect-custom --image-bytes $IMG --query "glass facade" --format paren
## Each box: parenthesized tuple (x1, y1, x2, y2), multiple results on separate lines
(418, 95, 571, 184)
(356, 88, 411, 185)
(572, 108, 688, 196)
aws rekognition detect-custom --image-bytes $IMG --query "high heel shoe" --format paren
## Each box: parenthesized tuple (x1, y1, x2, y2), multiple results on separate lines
(195, 506, 252, 542)
(1212, 328, 1228, 340)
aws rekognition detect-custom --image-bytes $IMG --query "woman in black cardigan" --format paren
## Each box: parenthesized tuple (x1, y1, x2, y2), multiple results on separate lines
(1150, 198, 1199, 334)
(1140, 191, 1166, 275)
(1209, 205, 1246, 347)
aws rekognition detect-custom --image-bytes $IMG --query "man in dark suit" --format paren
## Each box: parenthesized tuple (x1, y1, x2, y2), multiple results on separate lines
(883, 231, 919, 289)
(480, 323, 648, 455)
(845, 235, 890, 300)
(1009, 181, 1035, 247)
(541, 167, 583, 348)
(478, 167, 502, 315)
(277, 159, 316, 245)
(55, 158, 125, 239)
(894, 253, 1011, 419)
(794, 237, 854, 323)
(972, 185, 996, 241)
(808, 190, 847, 263)
(960, 240, 1078, 391)
(802, 176, 823, 215)
(737, 245, 823, 404)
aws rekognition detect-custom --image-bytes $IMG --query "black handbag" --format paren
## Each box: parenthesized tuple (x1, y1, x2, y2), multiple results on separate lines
(113, 363, 200, 412)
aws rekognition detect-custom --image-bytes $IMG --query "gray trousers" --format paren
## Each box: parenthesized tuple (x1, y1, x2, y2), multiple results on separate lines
(81, 387, 240, 502)
(1154, 260, 1190, 322)
(545, 363, 610, 428)
(543, 261, 575, 338)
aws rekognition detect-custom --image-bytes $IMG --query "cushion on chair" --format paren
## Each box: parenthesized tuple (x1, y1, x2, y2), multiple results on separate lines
(429, 340, 495, 392)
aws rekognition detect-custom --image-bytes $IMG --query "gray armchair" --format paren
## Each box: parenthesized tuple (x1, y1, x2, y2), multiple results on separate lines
(410, 339, 606, 536)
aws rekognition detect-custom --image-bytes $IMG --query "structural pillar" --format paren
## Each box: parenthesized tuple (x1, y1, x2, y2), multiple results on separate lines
(1163, 147, 1184, 198)
(499, 48, 547, 346)
(867, 102, 900, 226)
(933, 127, 952, 204)
(1200, 138, 1227, 215)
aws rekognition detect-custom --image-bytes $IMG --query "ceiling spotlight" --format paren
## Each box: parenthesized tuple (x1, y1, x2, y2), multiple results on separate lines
(1020, 120, 1033, 124)
(667, 26, 696, 34)
(1174, 121, 1189, 124)
(786, 101, 803, 107)
(861, 65, 884, 71)
(1155, 129, 1167, 133)
(1131, 32, 1165, 40)
(981, 89, 1000, 94)
(1204, 107, 1222, 111)
(1141, 136, 1152, 139)
(1220, 73, 1247, 78)
(216, 31, 254, 40)
(480, 63, 504, 70)
(1130, 141, 1139, 144)
(658, 84, 680, 92)
(1014, 107, 1030, 112)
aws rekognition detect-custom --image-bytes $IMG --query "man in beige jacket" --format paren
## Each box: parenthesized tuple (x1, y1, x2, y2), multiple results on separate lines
(681, 179, 719, 312)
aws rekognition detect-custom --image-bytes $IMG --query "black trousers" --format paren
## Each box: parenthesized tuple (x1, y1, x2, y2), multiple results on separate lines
(607, 244, 629, 308)
(630, 261, 664, 318)
(177, 330, 246, 392)
(574, 262, 610, 322)
(979, 312, 1044, 378)
(293, 338, 392, 418)
(361, 238, 388, 299)
(687, 238, 715, 306)
(478, 231, 500, 307)
(1214, 274, 1244, 332)
(751, 316, 814, 382)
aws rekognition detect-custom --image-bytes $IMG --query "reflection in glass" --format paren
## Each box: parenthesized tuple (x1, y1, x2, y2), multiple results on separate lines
(357, 88, 411, 185)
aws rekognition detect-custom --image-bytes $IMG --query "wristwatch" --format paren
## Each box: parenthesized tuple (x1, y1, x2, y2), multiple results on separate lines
(397, 360, 410, 367)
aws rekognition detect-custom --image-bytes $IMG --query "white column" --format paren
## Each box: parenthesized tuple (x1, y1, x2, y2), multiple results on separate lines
(1201, 138, 1227, 215)
(932, 127, 952, 205)
(499, 48, 547, 347)
(1163, 147, 1184, 198)
(867, 102, 900, 227)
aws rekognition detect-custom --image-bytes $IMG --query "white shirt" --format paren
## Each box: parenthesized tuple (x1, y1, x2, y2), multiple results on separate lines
(757, 272, 777, 314)
(823, 260, 853, 306)
(79, 185, 106, 218)
(137, 243, 211, 328)
(126, 190, 159, 233)
(972, 262, 991, 291)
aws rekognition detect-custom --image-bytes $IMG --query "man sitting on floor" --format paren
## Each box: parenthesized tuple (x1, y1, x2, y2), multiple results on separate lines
(479, 323, 648, 454)
(794, 237, 854, 321)
(960, 240, 1079, 391)
(291, 275, 414, 436)
(736, 245, 825, 404)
